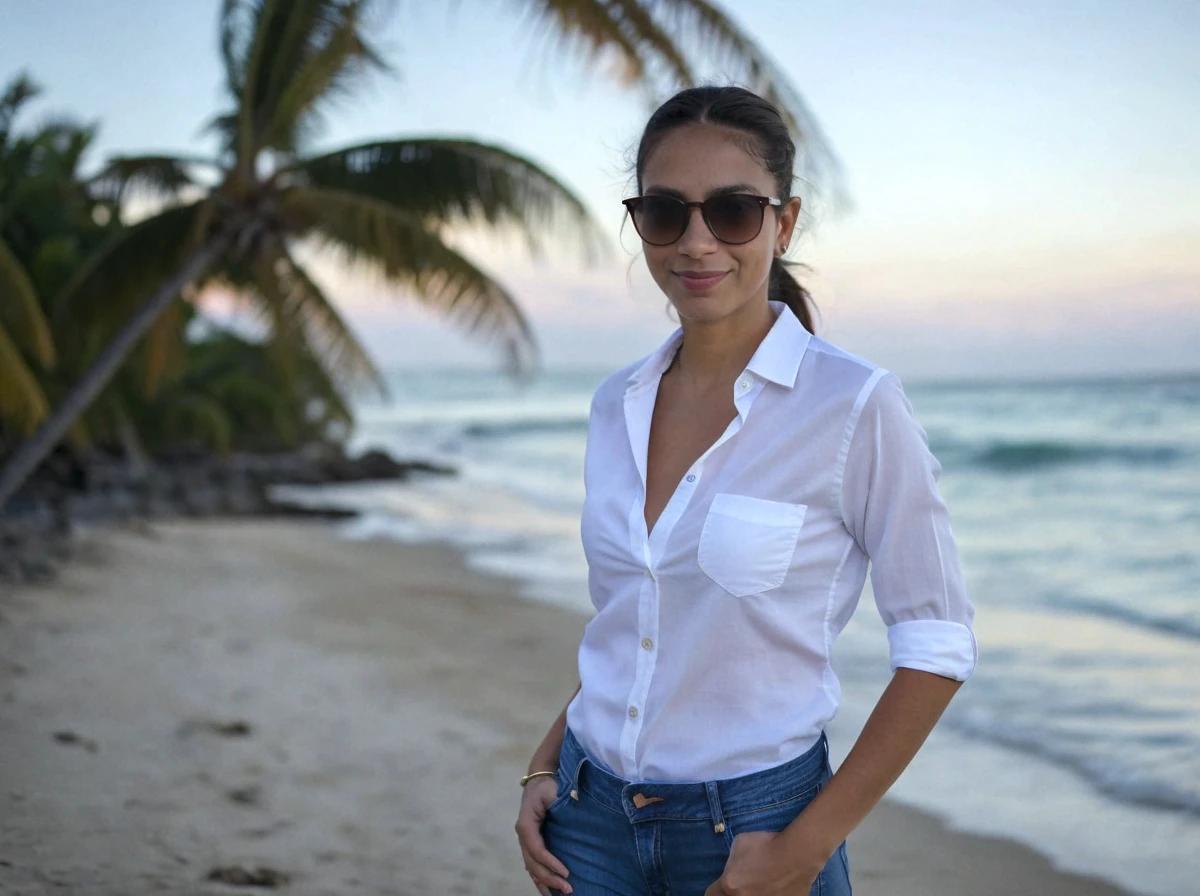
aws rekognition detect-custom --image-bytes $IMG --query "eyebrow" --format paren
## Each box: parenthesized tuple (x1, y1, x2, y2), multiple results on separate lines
(644, 183, 759, 199)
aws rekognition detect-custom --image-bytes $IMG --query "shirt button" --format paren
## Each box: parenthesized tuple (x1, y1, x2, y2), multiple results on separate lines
(628, 706, 639, 719)
(737, 378, 750, 391)
(685, 473, 696, 482)
(641, 637, 653, 650)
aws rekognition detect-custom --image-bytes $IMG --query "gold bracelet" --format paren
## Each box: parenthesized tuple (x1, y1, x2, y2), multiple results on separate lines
(520, 770, 556, 787)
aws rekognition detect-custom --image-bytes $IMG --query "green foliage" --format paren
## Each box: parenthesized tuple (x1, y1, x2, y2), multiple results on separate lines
(0, 71, 104, 439)
(119, 304, 352, 456)
(0, 70, 350, 458)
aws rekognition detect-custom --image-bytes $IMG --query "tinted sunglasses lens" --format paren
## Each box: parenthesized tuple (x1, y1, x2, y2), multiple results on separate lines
(706, 195, 763, 243)
(633, 197, 686, 244)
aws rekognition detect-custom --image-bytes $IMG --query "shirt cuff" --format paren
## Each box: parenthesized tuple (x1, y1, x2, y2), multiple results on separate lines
(886, 619, 978, 681)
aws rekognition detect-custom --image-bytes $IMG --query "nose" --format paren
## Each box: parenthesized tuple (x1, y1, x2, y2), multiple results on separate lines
(676, 205, 717, 253)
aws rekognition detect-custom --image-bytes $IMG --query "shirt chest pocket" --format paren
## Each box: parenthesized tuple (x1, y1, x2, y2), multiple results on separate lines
(696, 493, 808, 597)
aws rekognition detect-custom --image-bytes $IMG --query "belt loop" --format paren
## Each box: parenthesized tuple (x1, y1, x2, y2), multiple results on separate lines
(704, 781, 726, 834)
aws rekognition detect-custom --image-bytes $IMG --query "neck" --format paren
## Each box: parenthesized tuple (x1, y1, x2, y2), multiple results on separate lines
(667, 299, 776, 391)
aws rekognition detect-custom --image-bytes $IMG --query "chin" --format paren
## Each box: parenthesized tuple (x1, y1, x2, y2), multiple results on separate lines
(670, 293, 732, 319)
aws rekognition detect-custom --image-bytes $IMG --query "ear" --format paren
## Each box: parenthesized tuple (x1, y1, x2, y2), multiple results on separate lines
(776, 195, 802, 254)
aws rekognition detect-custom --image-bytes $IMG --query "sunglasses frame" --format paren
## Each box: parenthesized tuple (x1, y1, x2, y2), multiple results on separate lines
(621, 193, 783, 246)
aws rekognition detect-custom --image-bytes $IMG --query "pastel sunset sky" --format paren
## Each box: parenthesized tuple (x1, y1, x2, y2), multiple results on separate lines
(6, 0, 1197, 380)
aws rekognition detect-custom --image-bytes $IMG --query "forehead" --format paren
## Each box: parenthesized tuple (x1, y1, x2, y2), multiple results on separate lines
(642, 123, 772, 198)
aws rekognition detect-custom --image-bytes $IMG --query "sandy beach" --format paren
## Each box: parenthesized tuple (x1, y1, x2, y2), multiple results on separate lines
(0, 516, 1138, 895)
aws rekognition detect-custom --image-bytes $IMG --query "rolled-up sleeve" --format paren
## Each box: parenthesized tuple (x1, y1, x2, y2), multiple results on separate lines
(838, 370, 979, 682)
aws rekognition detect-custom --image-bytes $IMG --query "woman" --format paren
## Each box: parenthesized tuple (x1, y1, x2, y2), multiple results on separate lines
(514, 85, 979, 896)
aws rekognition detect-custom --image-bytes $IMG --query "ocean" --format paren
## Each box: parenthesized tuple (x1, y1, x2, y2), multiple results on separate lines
(275, 365, 1200, 896)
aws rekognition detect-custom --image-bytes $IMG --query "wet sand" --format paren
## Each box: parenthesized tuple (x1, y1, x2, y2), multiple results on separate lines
(0, 517, 1137, 894)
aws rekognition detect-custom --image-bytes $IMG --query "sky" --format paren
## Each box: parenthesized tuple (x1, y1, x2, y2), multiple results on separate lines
(3, 0, 1198, 381)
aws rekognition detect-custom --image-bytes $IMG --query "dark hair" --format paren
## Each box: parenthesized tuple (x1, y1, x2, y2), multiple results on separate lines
(626, 84, 819, 334)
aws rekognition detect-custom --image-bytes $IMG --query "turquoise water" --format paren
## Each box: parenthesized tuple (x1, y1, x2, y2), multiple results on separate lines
(277, 366, 1200, 895)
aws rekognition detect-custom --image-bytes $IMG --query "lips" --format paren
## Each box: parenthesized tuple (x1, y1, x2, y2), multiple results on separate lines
(676, 270, 729, 291)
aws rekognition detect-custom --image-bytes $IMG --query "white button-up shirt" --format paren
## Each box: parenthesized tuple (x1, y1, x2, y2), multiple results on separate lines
(565, 299, 979, 783)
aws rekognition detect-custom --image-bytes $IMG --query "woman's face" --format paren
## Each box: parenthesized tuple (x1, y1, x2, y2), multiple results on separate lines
(637, 122, 800, 324)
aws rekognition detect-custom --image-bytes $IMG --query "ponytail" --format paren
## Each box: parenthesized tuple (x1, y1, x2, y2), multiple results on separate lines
(769, 256, 817, 334)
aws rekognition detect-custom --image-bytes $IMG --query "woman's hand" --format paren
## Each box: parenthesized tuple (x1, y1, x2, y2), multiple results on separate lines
(514, 777, 574, 895)
(702, 830, 822, 896)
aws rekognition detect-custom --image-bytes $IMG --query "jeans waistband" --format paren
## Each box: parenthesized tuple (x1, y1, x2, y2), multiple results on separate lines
(557, 724, 830, 827)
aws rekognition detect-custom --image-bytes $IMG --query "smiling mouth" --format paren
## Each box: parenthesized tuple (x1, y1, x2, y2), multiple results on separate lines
(676, 271, 729, 291)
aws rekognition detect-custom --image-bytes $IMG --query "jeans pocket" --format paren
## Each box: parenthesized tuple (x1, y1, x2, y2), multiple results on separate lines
(725, 785, 817, 839)
(724, 792, 826, 894)
(544, 762, 574, 815)
(832, 840, 852, 894)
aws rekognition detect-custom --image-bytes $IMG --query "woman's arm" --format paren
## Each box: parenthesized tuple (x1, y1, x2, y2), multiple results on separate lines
(783, 668, 963, 873)
(778, 369, 976, 867)
(704, 669, 964, 895)
(526, 681, 581, 774)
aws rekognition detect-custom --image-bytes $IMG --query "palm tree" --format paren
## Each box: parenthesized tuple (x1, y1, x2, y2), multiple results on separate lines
(0, 0, 847, 508)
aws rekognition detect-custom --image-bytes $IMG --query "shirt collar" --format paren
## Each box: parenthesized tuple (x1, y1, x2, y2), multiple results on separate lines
(625, 299, 811, 392)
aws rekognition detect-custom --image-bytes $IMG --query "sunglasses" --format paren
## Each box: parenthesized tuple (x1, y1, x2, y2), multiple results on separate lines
(621, 193, 783, 246)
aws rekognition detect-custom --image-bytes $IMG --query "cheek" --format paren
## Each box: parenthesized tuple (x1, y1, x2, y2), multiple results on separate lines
(733, 243, 773, 283)
(645, 249, 674, 285)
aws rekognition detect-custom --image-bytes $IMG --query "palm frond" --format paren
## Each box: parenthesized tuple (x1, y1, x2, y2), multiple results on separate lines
(0, 70, 41, 148)
(278, 137, 612, 266)
(232, 0, 288, 174)
(513, 0, 850, 213)
(281, 184, 541, 377)
(226, 0, 393, 170)
(259, 237, 389, 396)
(293, 344, 354, 427)
(0, 323, 50, 435)
(612, 0, 694, 82)
(190, 263, 359, 431)
(262, 0, 394, 153)
(516, 0, 635, 83)
(140, 297, 188, 399)
(652, 0, 850, 210)
(50, 199, 214, 359)
(219, 0, 258, 103)
(0, 236, 55, 366)
(194, 110, 240, 164)
(86, 155, 216, 207)
(525, 0, 690, 87)
(35, 115, 98, 172)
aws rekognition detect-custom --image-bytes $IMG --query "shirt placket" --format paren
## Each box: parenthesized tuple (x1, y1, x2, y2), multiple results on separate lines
(618, 370, 764, 778)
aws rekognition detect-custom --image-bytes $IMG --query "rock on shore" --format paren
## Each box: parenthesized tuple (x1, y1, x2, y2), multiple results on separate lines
(0, 442, 455, 585)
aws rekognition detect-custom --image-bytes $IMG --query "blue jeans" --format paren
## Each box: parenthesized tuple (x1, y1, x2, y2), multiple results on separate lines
(541, 724, 852, 895)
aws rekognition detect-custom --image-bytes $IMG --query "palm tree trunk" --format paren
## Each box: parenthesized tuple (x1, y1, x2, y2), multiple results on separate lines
(0, 229, 235, 509)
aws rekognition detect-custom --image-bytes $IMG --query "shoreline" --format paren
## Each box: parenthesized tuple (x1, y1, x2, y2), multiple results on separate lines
(0, 516, 1138, 895)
